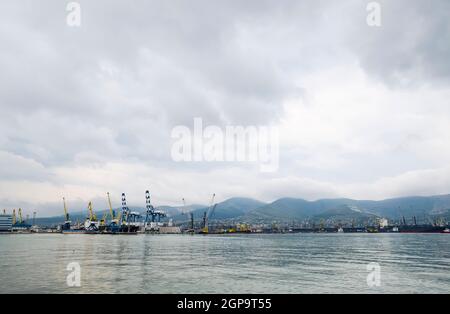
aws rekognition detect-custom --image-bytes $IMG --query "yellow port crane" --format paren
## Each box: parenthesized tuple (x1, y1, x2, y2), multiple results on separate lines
(18, 208, 23, 224)
(116, 212, 122, 225)
(88, 201, 97, 221)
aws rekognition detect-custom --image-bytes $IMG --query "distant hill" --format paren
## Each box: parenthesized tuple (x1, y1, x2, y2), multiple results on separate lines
(311, 204, 378, 225)
(244, 198, 362, 221)
(356, 195, 450, 218)
(32, 194, 450, 226)
(243, 195, 450, 223)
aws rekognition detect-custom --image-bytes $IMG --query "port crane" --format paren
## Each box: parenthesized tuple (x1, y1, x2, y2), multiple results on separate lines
(88, 202, 97, 221)
(201, 193, 217, 234)
(18, 208, 23, 224)
(106, 192, 121, 231)
(121, 193, 141, 232)
(121, 193, 129, 228)
(116, 212, 122, 226)
(181, 198, 185, 216)
(107, 192, 116, 222)
(62, 197, 71, 230)
(144, 190, 166, 230)
(84, 201, 100, 232)
(182, 198, 195, 233)
(12, 209, 16, 225)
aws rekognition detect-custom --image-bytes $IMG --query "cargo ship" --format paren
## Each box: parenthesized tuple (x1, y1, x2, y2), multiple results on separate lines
(398, 225, 446, 233)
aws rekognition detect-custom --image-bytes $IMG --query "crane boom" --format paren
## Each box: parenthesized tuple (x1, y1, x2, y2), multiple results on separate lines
(209, 204, 217, 220)
(117, 212, 122, 225)
(182, 198, 195, 232)
(107, 192, 115, 220)
(63, 197, 70, 221)
(201, 193, 216, 234)
(207, 194, 215, 217)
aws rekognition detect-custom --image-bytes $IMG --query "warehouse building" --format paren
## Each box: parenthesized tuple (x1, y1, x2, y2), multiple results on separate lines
(0, 214, 13, 232)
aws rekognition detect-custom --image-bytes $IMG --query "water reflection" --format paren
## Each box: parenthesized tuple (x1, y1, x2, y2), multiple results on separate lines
(0, 234, 449, 294)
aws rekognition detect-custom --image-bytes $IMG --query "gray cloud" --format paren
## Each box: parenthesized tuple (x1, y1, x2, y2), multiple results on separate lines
(1, 0, 450, 214)
(348, 0, 450, 86)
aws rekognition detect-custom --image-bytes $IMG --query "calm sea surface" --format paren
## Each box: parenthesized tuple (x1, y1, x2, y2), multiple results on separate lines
(0, 233, 449, 294)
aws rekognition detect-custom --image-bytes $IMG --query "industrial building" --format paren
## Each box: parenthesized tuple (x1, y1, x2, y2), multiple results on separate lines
(0, 214, 13, 232)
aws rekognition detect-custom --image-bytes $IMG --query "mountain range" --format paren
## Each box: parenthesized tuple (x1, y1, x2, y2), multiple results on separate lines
(33, 194, 450, 227)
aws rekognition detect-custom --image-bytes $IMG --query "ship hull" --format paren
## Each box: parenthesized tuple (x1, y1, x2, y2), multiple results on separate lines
(399, 226, 446, 233)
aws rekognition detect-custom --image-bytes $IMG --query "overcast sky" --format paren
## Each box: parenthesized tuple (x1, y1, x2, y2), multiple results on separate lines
(1, 0, 450, 216)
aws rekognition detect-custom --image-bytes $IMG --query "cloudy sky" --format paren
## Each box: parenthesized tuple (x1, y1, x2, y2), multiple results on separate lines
(1, 0, 450, 216)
